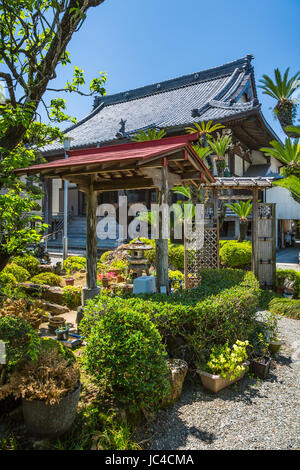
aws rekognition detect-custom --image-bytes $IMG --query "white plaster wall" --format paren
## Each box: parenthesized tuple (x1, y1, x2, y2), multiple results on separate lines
(265, 186, 300, 220)
(52, 178, 62, 213)
(269, 156, 281, 174)
(251, 150, 267, 165)
(234, 154, 243, 176)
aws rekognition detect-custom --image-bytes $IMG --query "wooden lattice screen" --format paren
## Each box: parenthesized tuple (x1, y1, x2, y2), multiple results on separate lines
(184, 211, 219, 289)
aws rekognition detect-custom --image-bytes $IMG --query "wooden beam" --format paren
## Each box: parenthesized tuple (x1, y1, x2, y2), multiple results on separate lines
(218, 195, 253, 200)
(92, 177, 154, 192)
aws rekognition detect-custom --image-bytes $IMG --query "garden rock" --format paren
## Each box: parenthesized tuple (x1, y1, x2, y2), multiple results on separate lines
(39, 265, 54, 274)
(40, 301, 69, 316)
(163, 359, 188, 405)
(19, 283, 65, 305)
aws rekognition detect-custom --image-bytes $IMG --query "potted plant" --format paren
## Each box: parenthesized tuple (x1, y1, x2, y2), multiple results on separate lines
(0, 339, 80, 437)
(197, 340, 249, 393)
(48, 316, 66, 333)
(55, 326, 69, 341)
(249, 332, 272, 379)
(65, 268, 75, 286)
(264, 312, 284, 354)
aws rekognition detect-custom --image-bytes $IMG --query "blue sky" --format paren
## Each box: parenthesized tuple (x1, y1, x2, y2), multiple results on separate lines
(42, 0, 300, 140)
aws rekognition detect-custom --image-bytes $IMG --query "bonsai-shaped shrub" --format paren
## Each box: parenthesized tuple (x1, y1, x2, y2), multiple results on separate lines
(30, 272, 63, 287)
(219, 240, 252, 268)
(82, 301, 170, 411)
(0, 338, 79, 405)
(64, 256, 86, 274)
(0, 316, 40, 376)
(2, 264, 30, 282)
(63, 286, 82, 308)
(11, 255, 41, 277)
(204, 340, 249, 380)
(0, 299, 44, 330)
(109, 259, 128, 274)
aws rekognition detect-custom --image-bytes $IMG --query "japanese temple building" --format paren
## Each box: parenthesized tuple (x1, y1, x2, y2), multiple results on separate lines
(33, 55, 299, 251)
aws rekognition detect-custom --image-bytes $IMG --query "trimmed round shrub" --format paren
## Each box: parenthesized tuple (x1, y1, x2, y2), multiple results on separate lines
(30, 272, 63, 287)
(220, 241, 252, 268)
(0, 271, 17, 287)
(12, 255, 40, 277)
(168, 243, 184, 271)
(2, 264, 30, 283)
(82, 300, 170, 411)
(64, 256, 86, 274)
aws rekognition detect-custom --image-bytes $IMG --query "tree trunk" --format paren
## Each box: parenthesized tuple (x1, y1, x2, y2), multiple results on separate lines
(276, 100, 298, 137)
(239, 219, 248, 242)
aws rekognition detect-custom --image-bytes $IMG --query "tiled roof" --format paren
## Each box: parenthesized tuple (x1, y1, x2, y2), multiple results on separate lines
(43, 55, 261, 155)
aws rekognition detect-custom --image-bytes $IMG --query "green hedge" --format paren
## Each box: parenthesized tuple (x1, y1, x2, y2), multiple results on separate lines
(81, 269, 259, 366)
(219, 241, 252, 268)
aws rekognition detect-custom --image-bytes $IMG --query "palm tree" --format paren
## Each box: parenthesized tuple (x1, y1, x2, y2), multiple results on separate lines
(225, 200, 253, 242)
(131, 128, 166, 141)
(260, 138, 300, 177)
(208, 135, 232, 177)
(259, 68, 300, 136)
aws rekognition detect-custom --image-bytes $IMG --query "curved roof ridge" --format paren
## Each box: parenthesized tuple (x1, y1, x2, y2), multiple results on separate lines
(93, 55, 254, 109)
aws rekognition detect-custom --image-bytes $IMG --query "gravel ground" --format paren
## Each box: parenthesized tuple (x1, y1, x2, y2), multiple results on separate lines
(146, 314, 300, 450)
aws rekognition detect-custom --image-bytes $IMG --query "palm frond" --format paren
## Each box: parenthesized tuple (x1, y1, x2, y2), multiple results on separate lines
(225, 200, 253, 219)
(131, 128, 166, 141)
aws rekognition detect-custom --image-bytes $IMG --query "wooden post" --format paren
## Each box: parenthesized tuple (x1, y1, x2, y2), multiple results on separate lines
(155, 164, 169, 294)
(213, 187, 220, 269)
(82, 177, 100, 305)
(252, 188, 259, 278)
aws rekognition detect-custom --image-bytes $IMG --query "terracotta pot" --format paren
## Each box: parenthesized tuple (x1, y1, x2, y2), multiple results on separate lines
(65, 278, 75, 286)
(197, 361, 249, 393)
(249, 356, 271, 379)
(102, 278, 110, 288)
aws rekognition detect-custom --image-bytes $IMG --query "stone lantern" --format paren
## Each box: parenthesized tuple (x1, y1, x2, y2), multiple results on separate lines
(121, 238, 154, 279)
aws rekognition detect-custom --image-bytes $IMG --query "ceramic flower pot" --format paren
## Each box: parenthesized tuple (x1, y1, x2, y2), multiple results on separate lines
(65, 278, 75, 286)
(56, 327, 69, 341)
(197, 361, 249, 393)
(268, 339, 283, 354)
(249, 356, 271, 379)
(48, 316, 66, 333)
